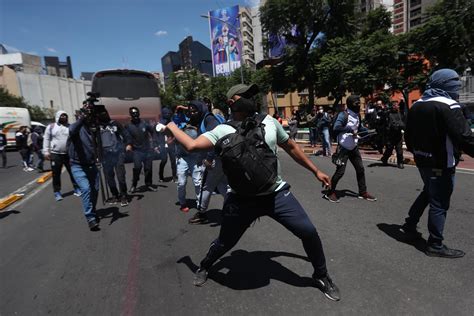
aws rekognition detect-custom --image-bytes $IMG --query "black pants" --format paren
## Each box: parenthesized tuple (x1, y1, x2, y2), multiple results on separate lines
(159, 143, 177, 180)
(382, 136, 403, 164)
(103, 151, 127, 197)
(50, 153, 78, 192)
(132, 150, 153, 187)
(0, 150, 6, 167)
(331, 146, 367, 194)
(199, 185, 328, 278)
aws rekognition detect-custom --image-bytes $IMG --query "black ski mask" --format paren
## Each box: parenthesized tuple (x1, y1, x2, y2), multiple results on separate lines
(231, 97, 257, 114)
(346, 95, 361, 113)
(129, 107, 140, 123)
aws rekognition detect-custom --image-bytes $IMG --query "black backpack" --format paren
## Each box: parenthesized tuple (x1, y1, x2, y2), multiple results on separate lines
(215, 114, 278, 196)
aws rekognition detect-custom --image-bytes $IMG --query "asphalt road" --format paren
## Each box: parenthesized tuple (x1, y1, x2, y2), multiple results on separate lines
(1, 153, 473, 315)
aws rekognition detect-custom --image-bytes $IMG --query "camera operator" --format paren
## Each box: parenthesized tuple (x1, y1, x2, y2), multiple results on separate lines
(68, 102, 101, 231)
(97, 109, 130, 207)
(125, 107, 159, 193)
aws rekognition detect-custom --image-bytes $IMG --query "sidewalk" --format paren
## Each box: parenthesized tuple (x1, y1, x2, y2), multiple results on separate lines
(297, 141, 474, 171)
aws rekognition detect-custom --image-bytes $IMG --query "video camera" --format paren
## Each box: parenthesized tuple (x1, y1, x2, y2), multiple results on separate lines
(81, 92, 108, 129)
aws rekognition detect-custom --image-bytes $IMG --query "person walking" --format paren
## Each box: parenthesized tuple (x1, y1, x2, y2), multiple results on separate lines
(381, 102, 405, 169)
(31, 126, 45, 172)
(306, 106, 318, 148)
(16, 126, 34, 171)
(43, 111, 80, 201)
(165, 84, 341, 301)
(174, 101, 205, 213)
(157, 107, 177, 182)
(401, 68, 474, 258)
(125, 107, 159, 193)
(68, 104, 102, 231)
(288, 110, 299, 141)
(0, 127, 6, 168)
(98, 109, 130, 207)
(316, 107, 332, 157)
(324, 95, 377, 203)
(188, 99, 227, 224)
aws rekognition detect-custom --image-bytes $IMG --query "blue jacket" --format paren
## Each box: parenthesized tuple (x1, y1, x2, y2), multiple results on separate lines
(68, 117, 96, 165)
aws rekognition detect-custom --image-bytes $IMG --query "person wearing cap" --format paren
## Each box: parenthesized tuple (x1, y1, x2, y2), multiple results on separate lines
(125, 107, 159, 193)
(325, 95, 377, 203)
(401, 68, 474, 258)
(164, 84, 341, 301)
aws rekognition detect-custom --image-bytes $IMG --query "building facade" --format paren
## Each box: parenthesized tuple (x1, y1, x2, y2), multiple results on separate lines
(44, 56, 73, 78)
(161, 36, 212, 82)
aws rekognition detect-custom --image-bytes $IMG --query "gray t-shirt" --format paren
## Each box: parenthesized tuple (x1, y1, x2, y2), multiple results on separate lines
(202, 115, 289, 193)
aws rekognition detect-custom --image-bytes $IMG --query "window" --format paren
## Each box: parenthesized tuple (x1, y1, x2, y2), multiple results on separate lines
(410, 18, 422, 27)
(410, 0, 421, 7)
(410, 8, 421, 17)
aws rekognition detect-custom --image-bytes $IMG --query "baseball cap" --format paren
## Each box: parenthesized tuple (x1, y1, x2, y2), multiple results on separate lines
(226, 84, 259, 99)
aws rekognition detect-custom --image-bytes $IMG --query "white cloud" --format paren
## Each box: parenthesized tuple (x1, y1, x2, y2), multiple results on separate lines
(154, 30, 168, 37)
(46, 47, 58, 53)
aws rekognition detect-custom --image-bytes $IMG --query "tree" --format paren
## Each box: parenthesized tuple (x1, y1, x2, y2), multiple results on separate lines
(407, 0, 474, 72)
(0, 87, 54, 121)
(259, 0, 357, 107)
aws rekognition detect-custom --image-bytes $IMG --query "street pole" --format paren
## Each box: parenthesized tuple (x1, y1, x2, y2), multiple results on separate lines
(200, 14, 244, 84)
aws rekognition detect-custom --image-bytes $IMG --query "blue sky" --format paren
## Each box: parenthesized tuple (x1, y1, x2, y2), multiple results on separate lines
(0, 0, 260, 78)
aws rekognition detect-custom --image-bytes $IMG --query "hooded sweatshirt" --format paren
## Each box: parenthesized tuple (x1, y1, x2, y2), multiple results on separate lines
(43, 111, 70, 155)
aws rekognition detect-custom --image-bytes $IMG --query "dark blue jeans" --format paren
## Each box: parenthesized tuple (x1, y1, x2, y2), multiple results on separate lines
(405, 167, 455, 248)
(71, 164, 99, 223)
(309, 127, 318, 146)
(199, 185, 328, 278)
(132, 150, 153, 187)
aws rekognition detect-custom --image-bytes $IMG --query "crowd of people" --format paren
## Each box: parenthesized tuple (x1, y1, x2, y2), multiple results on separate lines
(3, 68, 473, 302)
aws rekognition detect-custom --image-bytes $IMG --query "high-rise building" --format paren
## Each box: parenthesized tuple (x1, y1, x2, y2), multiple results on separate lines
(44, 56, 73, 78)
(239, 6, 256, 69)
(161, 36, 212, 81)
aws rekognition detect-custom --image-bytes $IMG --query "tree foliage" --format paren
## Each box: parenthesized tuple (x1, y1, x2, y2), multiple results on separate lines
(0, 87, 54, 121)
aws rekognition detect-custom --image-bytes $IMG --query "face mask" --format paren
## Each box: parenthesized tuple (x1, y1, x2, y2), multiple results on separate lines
(231, 97, 256, 114)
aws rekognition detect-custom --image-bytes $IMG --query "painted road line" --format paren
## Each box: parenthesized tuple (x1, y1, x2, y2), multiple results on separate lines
(0, 172, 53, 212)
(37, 171, 53, 183)
(0, 194, 23, 210)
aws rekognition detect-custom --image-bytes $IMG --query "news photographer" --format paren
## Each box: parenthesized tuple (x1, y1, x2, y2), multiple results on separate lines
(68, 97, 103, 231)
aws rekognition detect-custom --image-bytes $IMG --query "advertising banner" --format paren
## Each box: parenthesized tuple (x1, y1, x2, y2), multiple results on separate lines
(208, 5, 242, 77)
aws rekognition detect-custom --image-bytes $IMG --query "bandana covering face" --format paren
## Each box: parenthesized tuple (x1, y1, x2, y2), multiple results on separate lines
(423, 68, 461, 101)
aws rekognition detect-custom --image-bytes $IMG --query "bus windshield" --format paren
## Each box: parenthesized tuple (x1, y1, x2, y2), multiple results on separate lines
(92, 71, 159, 99)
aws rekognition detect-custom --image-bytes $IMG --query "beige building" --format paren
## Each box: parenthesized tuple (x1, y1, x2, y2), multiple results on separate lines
(0, 65, 21, 96)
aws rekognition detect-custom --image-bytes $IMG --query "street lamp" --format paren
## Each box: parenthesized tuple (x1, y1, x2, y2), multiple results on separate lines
(200, 14, 244, 84)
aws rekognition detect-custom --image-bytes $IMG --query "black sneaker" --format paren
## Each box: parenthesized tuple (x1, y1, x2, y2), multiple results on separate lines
(88, 219, 100, 231)
(146, 185, 157, 192)
(106, 196, 119, 204)
(188, 212, 208, 224)
(314, 274, 341, 301)
(129, 186, 137, 193)
(425, 244, 465, 258)
(120, 196, 129, 207)
(193, 268, 208, 287)
(324, 192, 340, 203)
(397, 163, 405, 169)
(399, 223, 422, 241)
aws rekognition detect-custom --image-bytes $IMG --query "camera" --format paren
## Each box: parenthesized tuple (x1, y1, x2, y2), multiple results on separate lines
(81, 92, 108, 128)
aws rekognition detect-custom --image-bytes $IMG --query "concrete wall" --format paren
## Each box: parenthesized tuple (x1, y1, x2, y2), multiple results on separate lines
(0, 66, 21, 96)
(16, 72, 91, 118)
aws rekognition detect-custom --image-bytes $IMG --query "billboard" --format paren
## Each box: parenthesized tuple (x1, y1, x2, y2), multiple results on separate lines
(208, 5, 243, 77)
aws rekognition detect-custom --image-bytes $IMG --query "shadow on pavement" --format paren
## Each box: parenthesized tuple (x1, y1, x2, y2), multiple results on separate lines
(96, 206, 129, 225)
(377, 223, 427, 253)
(368, 162, 398, 168)
(177, 250, 315, 290)
(321, 189, 359, 199)
(0, 210, 21, 219)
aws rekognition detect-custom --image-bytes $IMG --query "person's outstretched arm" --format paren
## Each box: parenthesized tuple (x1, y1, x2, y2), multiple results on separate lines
(279, 138, 331, 188)
(166, 122, 213, 151)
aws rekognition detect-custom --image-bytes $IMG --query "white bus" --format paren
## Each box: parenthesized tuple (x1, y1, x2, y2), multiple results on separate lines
(91, 69, 161, 124)
(0, 107, 31, 147)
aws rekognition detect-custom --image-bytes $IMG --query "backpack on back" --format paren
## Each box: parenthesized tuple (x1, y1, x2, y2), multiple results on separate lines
(200, 112, 226, 134)
(215, 114, 278, 196)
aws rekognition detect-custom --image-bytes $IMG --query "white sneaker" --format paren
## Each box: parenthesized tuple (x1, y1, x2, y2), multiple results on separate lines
(26, 167, 35, 171)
